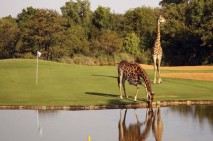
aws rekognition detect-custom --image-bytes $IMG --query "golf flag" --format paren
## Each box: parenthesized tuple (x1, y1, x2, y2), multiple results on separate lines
(37, 51, 41, 57)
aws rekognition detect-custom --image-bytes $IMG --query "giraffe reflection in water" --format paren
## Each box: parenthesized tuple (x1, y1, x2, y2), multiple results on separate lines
(119, 107, 163, 141)
(152, 107, 163, 141)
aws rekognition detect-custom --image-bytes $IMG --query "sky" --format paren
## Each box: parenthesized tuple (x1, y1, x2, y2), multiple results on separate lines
(0, 0, 161, 18)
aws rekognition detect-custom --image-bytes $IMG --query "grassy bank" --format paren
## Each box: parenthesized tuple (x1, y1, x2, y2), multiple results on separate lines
(0, 59, 212, 106)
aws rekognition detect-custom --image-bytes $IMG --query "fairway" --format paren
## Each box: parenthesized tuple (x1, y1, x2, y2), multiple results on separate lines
(0, 59, 212, 106)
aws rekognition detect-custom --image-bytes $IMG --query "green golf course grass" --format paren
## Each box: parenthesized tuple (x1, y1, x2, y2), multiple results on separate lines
(0, 59, 212, 106)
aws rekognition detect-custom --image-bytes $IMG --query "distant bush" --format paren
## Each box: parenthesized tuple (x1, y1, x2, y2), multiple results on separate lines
(59, 57, 73, 64)
(20, 53, 35, 59)
(72, 55, 97, 65)
(114, 53, 135, 64)
(57, 53, 136, 66)
(136, 49, 152, 64)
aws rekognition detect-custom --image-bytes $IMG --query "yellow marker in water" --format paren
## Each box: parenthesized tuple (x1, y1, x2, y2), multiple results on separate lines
(88, 135, 91, 141)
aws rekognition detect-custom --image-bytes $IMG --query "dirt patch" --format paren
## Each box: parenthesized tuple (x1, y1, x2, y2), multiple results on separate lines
(161, 66, 213, 70)
(140, 64, 154, 70)
(140, 64, 213, 81)
(161, 73, 213, 81)
(141, 64, 213, 70)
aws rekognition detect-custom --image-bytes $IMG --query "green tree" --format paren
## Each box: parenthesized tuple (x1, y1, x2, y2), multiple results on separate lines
(90, 30, 122, 56)
(124, 7, 156, 49)
(92, 6, 112, 29)
(17, 8, 66, 60)
(64, 25, 89, 56)
(0, 17, 18, 59)
(123, 32, 140, 56)
(162, 0, 212, 65)
(111, 13, 125, 34)
(186, 0, 213, 47)
(60, 0, 91, 58)
(162, 3, 193, 65)
(160, 0, 189, 6)
(200, 3, 213, 47)
(61, 0, 92, 26)
(1, 0, 211, 65)
(17, 6, 37, 25)
(99, 30, 122, 55)
(186, 0, 204, 29)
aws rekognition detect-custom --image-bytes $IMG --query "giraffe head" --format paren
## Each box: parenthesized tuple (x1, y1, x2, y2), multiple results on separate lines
(158, 15, 166, 24)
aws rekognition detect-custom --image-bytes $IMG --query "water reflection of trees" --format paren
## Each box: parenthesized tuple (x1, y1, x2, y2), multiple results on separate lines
(37, 110, 59, 118)
(170, 105, 213, 129)
(36, 110, 59, 137)
(119, 107, 163, 141)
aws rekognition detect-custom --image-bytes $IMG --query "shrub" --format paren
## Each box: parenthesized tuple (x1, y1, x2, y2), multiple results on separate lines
(21, 52, 35, 59)
(72, 55, 97, 65)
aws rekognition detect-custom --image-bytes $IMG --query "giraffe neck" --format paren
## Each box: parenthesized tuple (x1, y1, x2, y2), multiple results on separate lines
(139, 66, 152, 93)
(156, 20, 161, 42)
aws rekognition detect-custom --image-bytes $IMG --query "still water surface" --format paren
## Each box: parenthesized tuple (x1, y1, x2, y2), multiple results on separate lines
(0, 105, 213, 141)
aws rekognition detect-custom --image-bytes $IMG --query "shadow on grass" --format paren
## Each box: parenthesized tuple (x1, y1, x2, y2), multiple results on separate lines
(92, 75, 117, 79)
(85, 92, 117, 98)
(85, 92, 147, 104)
(103, 98, 148, 105)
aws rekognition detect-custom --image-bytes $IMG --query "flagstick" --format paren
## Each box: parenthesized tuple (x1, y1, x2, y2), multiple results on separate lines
(36, 53, 39, 85)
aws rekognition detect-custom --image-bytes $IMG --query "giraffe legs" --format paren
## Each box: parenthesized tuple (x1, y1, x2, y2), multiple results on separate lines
(143, 84, 152, 102)
(118, 69, 128, 99)
(134, 84, 151, 102)
(134, 85, 140, 101)
(153, 55, 162, 84)
(153, 55, 157, 84)
(157, 55, 162, 84)
(122, 78, 128, 98)
(144, 84, 149, 100)
(119, 70, 124, 99)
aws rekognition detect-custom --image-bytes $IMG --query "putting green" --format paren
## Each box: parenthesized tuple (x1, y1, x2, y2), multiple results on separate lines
(0, 59, 212, 106)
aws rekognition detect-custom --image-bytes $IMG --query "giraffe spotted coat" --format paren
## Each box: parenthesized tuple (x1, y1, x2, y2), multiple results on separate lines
(118, 60, 154, 101)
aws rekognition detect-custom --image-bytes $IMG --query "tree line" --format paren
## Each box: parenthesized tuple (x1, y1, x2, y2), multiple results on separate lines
(0, 0, 212, 65)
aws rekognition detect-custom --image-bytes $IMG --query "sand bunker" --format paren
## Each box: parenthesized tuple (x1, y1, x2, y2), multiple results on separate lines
(140, 64, 213, 81)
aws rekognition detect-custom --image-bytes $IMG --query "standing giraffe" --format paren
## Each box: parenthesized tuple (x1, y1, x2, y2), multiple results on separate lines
(118, 60, 154, 101)
(152, 15, 166, 84)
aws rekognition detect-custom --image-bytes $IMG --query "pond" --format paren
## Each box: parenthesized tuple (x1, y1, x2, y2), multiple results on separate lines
(0, 105, 213, 141)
